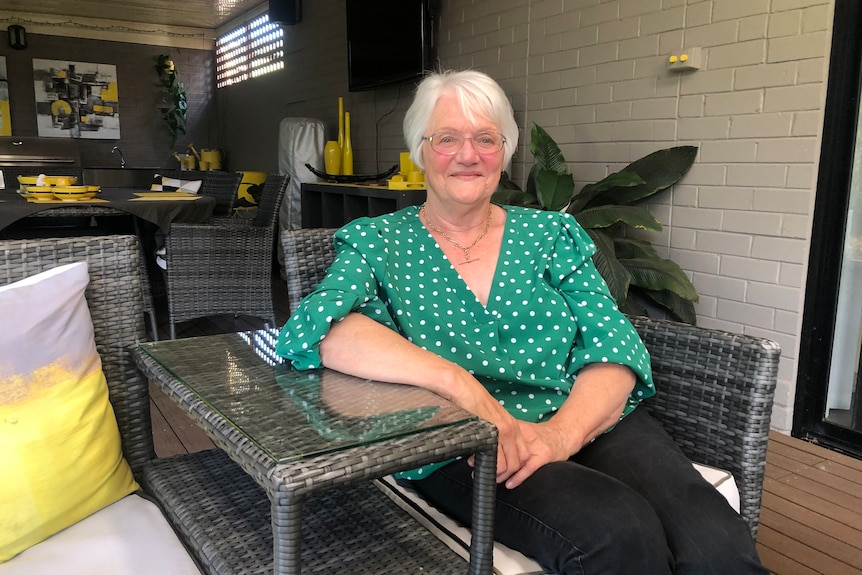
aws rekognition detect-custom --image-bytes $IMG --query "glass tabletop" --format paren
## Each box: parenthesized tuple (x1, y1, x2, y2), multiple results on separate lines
(139, 329, 475, 464)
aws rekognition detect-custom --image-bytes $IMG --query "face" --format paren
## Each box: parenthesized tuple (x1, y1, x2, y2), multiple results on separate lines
(421, 94, 505, 207)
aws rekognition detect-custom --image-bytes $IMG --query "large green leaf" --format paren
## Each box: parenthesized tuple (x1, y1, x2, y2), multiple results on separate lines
(620, 296, 647, 318)
(492, 188, 538, 207)
(635, 287, 698, 325)
(587, 229, 631, 305)
(535, 169, 575, 211)
(585, 146, 698, 208)
(530, 124, 568, 174)
(569, 170, 644, 214)
(575, 205, 662, 231)
(621, 257, 699, 301)
(613, 237, 660, 260)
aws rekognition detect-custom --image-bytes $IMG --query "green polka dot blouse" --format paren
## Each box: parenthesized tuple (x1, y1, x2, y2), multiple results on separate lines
(276, 205, 655, 479)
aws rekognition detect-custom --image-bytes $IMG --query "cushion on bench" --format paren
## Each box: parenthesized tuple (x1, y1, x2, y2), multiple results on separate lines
(374, 462, 739, 575)
(0, 493, 201, 575)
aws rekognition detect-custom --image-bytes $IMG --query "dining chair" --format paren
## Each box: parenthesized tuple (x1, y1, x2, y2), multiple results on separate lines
(278, 225, 780, 574)
(162, 173, 289, 339)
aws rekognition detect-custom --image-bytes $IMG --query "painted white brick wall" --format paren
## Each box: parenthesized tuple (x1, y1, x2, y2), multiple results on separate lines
(277, 0, 837, 433)
(429, 0, 836, 432)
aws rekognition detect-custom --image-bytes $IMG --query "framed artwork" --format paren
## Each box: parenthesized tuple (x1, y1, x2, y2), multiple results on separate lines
(33, 59, 120, 139)
(0, 57, 10, 136)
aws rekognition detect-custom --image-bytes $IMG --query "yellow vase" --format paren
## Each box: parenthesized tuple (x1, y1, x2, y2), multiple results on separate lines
(337, 97, 345, 155)
(342, 112, 354, 176)
(324, 141, 342, 175)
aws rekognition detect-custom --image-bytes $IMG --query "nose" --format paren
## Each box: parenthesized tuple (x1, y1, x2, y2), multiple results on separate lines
(454, 137, 480, 162)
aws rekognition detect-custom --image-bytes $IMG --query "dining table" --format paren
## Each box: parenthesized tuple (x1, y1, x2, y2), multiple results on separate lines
(0, 186, 217, 235)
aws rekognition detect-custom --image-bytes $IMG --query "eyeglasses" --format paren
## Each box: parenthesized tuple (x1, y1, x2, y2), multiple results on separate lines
(424, 131, 506, 155)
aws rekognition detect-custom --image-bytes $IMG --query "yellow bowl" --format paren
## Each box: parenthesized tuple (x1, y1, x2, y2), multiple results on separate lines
(22, 186, 56, 200)
(43, 176, 79, 186)
(52, 186, 98, 201)
(17, 175, 79, 187)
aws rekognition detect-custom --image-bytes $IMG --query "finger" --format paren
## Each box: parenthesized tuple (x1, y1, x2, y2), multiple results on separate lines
(504, 457, 541, 490)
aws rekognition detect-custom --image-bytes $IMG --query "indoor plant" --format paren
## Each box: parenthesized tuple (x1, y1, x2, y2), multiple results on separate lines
(494, 124, 699, 324)
(154, 54, 187, 148)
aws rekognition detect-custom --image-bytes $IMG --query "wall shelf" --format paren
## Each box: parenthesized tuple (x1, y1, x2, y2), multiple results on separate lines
(301, 183, 425, 228)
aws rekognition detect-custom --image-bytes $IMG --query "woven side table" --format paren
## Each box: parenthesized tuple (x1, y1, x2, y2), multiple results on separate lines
(135, 330, 498, 575)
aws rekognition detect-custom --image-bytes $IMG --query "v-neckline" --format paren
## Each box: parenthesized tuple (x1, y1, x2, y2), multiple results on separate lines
(416, 205, 508, 315)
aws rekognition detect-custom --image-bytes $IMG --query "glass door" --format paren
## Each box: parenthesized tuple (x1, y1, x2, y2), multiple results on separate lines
(824, 118, 862, 433)
(794, 0, 862, 459)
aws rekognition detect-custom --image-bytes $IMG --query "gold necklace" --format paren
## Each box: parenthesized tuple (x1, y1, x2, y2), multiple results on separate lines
(420, 204, 493, 265)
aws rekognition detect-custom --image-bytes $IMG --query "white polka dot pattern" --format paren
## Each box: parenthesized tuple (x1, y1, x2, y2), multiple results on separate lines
(276, 205, 655, 478)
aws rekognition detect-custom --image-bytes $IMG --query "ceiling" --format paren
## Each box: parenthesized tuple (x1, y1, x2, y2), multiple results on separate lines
(4, 0, 268, 30)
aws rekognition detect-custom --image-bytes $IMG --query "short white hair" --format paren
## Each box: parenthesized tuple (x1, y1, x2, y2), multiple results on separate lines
(403, 69, 518, 170)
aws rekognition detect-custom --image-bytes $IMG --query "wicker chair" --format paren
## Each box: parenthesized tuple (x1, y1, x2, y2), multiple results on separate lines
(0, 235, 200, 573)
(162, 173, 289, 339)
(157, 169, 241, 217)
(280, 227, 781, 544)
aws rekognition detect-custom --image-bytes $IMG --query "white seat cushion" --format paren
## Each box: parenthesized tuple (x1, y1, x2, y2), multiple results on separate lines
(0, 493, 201, 575)
(375, 462, 739, 575)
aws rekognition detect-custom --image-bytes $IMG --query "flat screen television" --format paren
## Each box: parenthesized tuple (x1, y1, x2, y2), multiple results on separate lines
(346, 0, 435, 92)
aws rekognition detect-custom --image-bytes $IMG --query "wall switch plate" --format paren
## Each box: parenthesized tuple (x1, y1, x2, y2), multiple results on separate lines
(667, 47, 702, 72)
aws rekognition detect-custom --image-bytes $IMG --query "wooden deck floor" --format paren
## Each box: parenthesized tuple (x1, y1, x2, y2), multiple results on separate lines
(146, 276, 862, 575)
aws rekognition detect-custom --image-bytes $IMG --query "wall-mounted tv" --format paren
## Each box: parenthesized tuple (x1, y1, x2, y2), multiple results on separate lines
(346, 0, 435, 92)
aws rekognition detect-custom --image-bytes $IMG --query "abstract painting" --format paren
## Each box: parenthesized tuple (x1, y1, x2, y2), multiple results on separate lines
(33, 59, 120, 139)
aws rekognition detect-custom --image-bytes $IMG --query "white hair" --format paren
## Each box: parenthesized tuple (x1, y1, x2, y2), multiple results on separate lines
(403, 70, 518, 170)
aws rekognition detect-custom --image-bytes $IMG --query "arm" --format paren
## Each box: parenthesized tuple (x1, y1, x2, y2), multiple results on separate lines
(499, 362, 635, 489)
(320, 312, 530, 482)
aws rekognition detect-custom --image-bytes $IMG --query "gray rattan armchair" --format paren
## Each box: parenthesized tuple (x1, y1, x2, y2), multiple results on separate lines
(162, 173, 289, 338)
(0, 235, 153, 473)
(0, 235, 202, 573)
(279, 227, 781, 539)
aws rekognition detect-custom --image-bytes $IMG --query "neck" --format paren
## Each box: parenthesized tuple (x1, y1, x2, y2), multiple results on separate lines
(423, 202, 493, 232)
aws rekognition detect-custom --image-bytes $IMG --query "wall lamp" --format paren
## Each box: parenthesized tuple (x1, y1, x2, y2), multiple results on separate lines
(8, 25, 27, 50)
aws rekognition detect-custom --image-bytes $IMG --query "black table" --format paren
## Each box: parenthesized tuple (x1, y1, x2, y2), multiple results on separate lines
(0, 187, 216, 233)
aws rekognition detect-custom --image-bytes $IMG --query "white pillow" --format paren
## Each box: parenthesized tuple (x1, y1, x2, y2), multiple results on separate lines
(150, 174, 202, 193)
(0, 262, 139, 562)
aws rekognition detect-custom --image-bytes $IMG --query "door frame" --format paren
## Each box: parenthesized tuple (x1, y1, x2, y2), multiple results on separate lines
(794, 0, 862, 458)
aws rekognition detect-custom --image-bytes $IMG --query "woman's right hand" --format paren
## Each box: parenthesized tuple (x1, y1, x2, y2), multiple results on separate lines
(450, 371, 531, 484)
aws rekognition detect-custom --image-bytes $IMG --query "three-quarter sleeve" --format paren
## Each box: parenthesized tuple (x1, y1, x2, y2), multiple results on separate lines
(276, 219, 396, 369)
(551, 213, 656, 403)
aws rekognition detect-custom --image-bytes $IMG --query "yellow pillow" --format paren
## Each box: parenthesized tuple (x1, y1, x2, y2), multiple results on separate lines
(0, 262, 140, 562)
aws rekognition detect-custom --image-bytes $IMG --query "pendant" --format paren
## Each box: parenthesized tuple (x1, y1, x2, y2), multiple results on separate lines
(458, 249, 479, 265)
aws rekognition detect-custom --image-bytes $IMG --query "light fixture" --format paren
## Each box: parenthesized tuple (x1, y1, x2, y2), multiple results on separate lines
(8, 25, 26, 50)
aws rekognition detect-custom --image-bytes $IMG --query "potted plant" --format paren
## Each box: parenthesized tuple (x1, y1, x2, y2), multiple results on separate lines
(493, 124, 699, 324)
(154, 54, 187, 148)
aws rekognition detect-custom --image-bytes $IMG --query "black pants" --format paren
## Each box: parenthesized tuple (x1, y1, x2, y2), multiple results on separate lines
(403, 408, 768, 575)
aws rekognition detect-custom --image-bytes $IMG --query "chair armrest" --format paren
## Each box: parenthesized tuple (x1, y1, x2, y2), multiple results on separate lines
(628, 315, 780, 537)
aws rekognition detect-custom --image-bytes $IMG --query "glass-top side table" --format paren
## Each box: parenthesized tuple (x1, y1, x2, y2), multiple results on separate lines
(138, 329, 476, 463)
(135, 329, 498, 575)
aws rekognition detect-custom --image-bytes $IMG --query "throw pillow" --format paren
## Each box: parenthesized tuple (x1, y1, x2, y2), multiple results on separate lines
(0, 262, 140, 562)
(150, 174, 203, 193)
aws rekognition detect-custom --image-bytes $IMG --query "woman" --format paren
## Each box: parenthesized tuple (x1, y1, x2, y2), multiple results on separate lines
(276, 70, 767, 574)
